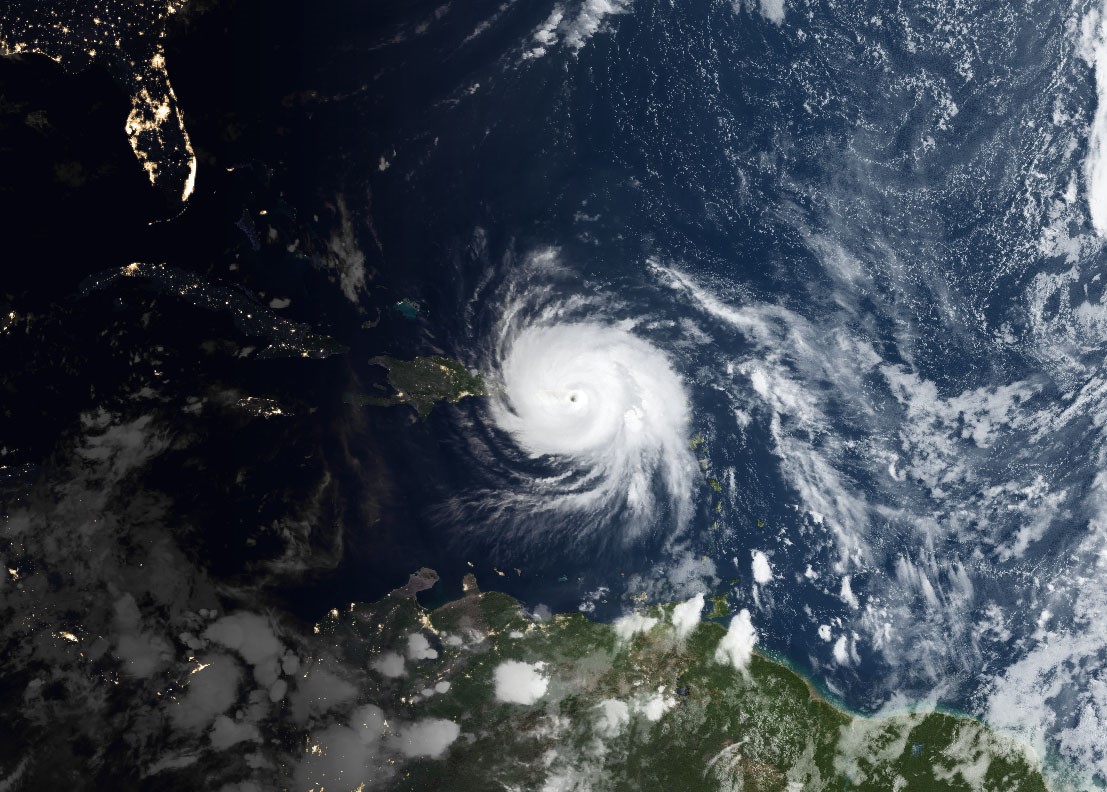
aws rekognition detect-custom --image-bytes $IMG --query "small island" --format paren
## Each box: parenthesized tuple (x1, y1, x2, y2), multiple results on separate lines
(358, 355, 486, 417)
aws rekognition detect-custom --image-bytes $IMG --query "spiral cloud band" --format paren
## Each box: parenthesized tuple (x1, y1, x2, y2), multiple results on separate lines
(490, 321, 696, 532)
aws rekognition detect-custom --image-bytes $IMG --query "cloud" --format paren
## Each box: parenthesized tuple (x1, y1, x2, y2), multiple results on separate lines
(295, 705, 387, 791)
(407, 633, 438, 661)
(613, 613, 659, 641)
(758, 0, 785, 25)
(561, 0, 633, 52)
(625, 548, 718, 603)
(493, 660, 549, 704)
(268, 679, 288, 702)
(297, 725, 381, 790)
(216, 783, 264, 792)
(714, 610, 758, 672)
(371, 652, 406, 678)
(636, 689, 676, 722)
(393, 719, 460, 758)
(209, 715, 261, 750)
(288, 662, 359, 723)
(171, 653, 241, 731)
(670, 593, 704, 639)
(202, 612, 284, 686)
(751, 551, 773, 585)
(828, 632, 860, 667)
(594, 699, 630, 737)
(1085, 9, 1107, 238)
(839, 576, 860, 609)
(112, 594, 172, 679)
(833, 636, 851, 665)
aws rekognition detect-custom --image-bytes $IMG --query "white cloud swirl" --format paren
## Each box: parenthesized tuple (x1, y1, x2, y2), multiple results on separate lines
(490, 321, 696, 533)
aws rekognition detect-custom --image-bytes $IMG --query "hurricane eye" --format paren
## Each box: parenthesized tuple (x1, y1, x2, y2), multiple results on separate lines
(489, 322, 694, 525)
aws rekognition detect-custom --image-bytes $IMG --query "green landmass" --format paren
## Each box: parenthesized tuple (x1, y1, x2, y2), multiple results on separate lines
(709, 592, 730, 618)
(356, 355, 486, 416)
(317, 575, 1048, 791)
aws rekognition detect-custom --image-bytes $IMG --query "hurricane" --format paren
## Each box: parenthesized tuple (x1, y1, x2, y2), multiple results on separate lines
(493, 321, 694, 521)
(447, 251, 699, 550)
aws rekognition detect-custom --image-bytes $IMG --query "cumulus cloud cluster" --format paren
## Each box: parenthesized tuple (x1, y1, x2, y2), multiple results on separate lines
(493, 660, 549, 705)
(523, 0, 633, 59)
(594, 698, 631, 737)
(172, 652, 242, 732)
(112, 593, 172, 679)
(613, 612, 659, 641)
(371, 651, 406, 678)
(715, 609, 758, 672)
(670, 592, 704, 639)
(407, 633, 438, 661)
(751, 551, 773, 585)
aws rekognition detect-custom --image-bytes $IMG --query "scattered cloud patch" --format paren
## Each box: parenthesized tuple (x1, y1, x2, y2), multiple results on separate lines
(393, 719, 460, 758)
(636, 688, 676, 721)
(325, 195, 367, 303)
(614, 612, 659, 641)
(112, 594, 171, 679)
(407, 633, 438, 661)
(833, 636, 851, 665)
(751, 551, 773, 584)
(594, 699, 630, 737)
(523, 0, 632, 58)
(289, 663, 358, 723)
(562, 0, 632, 51)
(839, 576, 860, 609)
(670, 593, 704, 639)
(210, 715, 261, 750)
(371, 651, 406, 678)
(171, 654, 241, 731)
(714, 609, 758, 672)
(758, 0, 785, 24)
(295, 705, 387, 792)
(202, 612, 284, 686)
(493, 660, 549, 704)
(1084, 9, 1107, 237)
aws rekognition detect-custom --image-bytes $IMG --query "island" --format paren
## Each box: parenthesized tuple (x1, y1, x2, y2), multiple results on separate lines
(357, 355, 487, 416)
(80, 262, 347, 359)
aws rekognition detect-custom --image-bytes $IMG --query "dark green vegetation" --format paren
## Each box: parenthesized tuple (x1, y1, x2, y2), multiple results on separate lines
(321, 575, 1049, 791)
(709, 593, 730, 618)
(359, 355, 486, 416)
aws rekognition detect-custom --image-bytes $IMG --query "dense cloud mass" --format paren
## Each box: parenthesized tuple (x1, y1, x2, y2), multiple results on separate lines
(483, 258, 698, 541)
(493, 660, 550, 705)
(715, 610, 758, 673)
